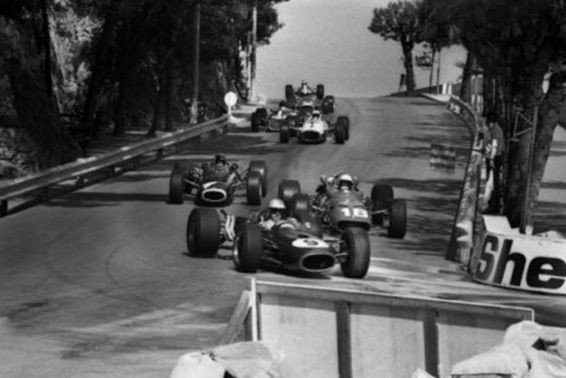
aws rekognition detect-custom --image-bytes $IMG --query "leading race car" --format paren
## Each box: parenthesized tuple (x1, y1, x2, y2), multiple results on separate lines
(279, 110, 350, 144)
(168, 156, 268, 206)
(185, 195, 370, 278)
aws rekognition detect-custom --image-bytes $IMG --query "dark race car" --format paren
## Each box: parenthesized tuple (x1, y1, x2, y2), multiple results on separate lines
(284, 82, 335, 114)
(168, 159, 267, 206)
(276, 179, 371, 278)
(185, 207, 341, 276)
(250, 102, 297, 132)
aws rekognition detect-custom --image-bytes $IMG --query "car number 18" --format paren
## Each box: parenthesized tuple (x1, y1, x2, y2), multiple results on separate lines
(341, 208, 368, 218)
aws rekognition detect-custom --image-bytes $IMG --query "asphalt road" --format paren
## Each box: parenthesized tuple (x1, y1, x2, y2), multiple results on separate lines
(0, 96, 561, 377)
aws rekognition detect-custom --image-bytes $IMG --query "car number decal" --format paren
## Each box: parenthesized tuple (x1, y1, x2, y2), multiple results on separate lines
(292, 238, 328, 248)
(340, 208, 368, 218)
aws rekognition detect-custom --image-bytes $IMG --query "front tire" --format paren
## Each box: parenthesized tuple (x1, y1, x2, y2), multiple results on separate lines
(251, 111, 260, 132)
(234, 223, 263, 273)
(169, 164, 186, 204)
(316, 84, 325, 100)
(340, 227, 370, 278)
(290, 193, 311, 220)
(335, 120, 346, 144)
(186, 208, 221, 257)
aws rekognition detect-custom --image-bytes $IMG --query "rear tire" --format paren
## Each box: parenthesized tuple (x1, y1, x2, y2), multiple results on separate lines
(290, 193, 311, 220)
(186, 208, 221, 257)
(388, 199, 407, 238)
(316, 84, 325, 100)
(278, 179, 301, 210)
(256, 107, 268, 125)
(335, 120, 346, 144)
(337, 115, 350, 140)
(169, 164, 186, 204)
(234, 223, 263, 273)
(285, 84, 295, 105)
(371, 184, 394, 225)
(251, 111, 260, 132)
(340, 227, 370, 278)
(246, 171, 263, 205)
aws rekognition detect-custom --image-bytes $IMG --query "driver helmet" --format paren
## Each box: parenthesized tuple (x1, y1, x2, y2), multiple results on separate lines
(300, 80, 309, 93)
(215, 153, 227, 165)
(312, 110, 321, 120)
(279, 100, 287, 109)
(268, 198, 286, 219)
(337, 173, 353, 191)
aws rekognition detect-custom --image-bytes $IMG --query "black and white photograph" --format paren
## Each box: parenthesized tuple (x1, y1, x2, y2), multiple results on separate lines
(1, 0, 566, 377)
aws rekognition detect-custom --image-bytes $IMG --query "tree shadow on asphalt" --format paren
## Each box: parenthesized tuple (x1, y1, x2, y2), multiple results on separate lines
(363, 177, 462, 255)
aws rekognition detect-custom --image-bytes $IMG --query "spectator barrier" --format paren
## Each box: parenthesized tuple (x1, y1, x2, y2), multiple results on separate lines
(0, 115, 229, 217)
(218, 279, 533, 378)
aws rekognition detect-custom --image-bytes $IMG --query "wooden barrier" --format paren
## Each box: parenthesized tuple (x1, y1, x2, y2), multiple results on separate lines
(252, 280, 533, 378)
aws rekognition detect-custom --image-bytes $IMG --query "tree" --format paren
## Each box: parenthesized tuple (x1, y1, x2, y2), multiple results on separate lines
(369, 0, 425, 96)
(0, 1, 82, 168)
(426, 0, 566, 228)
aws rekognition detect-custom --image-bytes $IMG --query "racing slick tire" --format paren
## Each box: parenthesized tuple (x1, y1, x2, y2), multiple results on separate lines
(280, 123, 290, 143)
(322, 96, 335, 114)
(186, 208, 221, 257)
(246, 171, 263, 206)
(316, 84, 325, 100)
(285, 84, 296, 107)
(338, 115, 350, 140)
(251, 111, 260, 132)
(340, 227, 370, 279)
(169, 163, 186, 204)
(387, 199, 407, 239)
(234, 223, 263, 273)
(256, 107, 268, 126)
(278, 179, 301, 210)
(371, 184, 394, 225)
(249, 160, 268, 195)
(290, 193, 311, 220)
(335, 119, 347, 144)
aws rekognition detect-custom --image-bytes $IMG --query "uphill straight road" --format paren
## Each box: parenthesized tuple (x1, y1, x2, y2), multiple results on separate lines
(0, 96, 564, 377)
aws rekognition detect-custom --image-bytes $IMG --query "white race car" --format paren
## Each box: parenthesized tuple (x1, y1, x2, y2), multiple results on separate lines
(279, 111, 350, 144)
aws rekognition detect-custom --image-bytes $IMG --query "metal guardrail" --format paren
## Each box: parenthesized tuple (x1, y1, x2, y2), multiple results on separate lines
(0, 115, 229, 216)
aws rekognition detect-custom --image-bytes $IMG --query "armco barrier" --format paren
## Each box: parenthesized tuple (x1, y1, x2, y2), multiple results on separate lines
(245, 280, 533, 378)
(445, 96, 486, 265)
(0, 115, 229, 216)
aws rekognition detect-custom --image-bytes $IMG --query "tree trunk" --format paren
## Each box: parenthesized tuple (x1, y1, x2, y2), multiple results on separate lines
(164, 65, 173, 131)
(401, 38, 416, 95)
(1, 17, 80, 169)
(82, 1, 121, 137)
(147, 84, 163, 137)
(460, 52, 473, 102)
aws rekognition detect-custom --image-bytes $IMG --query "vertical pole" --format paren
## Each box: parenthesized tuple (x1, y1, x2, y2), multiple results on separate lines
(249, 1, 257, 103)
(428, 49, 435, 93)
(436, 49, 441, 94)
(190, 2, 200, 125)
(520, 106, 538, 234)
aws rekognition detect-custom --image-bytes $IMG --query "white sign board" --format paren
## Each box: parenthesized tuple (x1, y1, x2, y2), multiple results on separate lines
(471, 215, 566, 295)
(224, 91, 237, 107)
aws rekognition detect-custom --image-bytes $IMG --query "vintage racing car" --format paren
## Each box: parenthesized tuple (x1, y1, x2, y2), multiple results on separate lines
(185, 195, 371, 278)
(279, 110, 350, 144)
(308, 174, 408, 239)
(168, 158, 268, 206)
(250, 101, 296, 132)
(285, 81, 335, 114)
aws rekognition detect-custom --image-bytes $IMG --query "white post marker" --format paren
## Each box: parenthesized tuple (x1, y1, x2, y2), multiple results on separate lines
(224, 91, 238, 123)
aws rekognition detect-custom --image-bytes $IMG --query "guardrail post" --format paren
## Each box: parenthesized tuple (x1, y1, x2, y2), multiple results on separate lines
(156, 148, 164, 160)
(0, 200, 7, 217)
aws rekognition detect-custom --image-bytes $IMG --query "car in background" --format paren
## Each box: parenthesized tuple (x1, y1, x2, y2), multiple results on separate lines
(279, 110, 350, 144)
